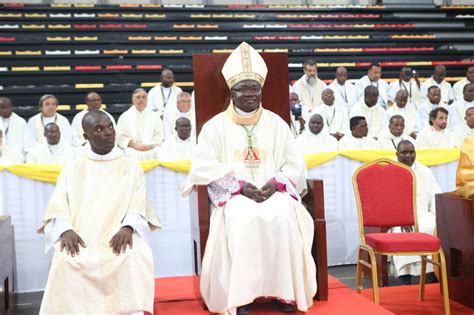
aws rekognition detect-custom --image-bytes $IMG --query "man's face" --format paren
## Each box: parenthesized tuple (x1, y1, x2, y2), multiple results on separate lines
(335, 68, 348, 85)
(322, 89, 335, 106)
(433, 68, 446, 84)
(463, 84, 474, 102)
(432, 111, 448, 130)
(84, 115, 115, 154)
(308, 115, 324, 135)
(467, 67, 474, 82)
(41, 97, 57, 117)
(176, 118, 191, 140)
(395, 92, 408, 108)
(389, 117, 405, 137)
(352, 119, 368, 138)
(465, 108, 474, 128)
(368, 66, 381, 82)
(44, 124, 60, 145)
(177, 95, 192, 113)
(132, 90, 148, 111)
(364, 89, 379, 107)
(160, 70, 175, 88)
(86, 93, 102, 110)
(397, 143, 416, 167)
(289, 92, 299, 107)
(231, 80, 262, 113)
(0, 100, 13, 118)
(304, 64, 317, 78)
(400, 69, 412, 82)
(427, 88, 441, 104)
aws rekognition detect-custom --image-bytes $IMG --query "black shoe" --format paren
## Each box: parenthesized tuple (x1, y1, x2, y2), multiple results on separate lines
(399, 275, 412, 285)
(237, 303, 252, 315)
(274, 300, 297, 313)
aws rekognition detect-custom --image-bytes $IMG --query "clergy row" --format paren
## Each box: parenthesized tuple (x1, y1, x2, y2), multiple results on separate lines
(291, 61, 473, 112)
(290, 83, 474, 153)
(0, 90, 196, 165)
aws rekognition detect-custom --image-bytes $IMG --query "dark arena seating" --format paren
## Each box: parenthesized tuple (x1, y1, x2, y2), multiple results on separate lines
(0, 3, 473, 121)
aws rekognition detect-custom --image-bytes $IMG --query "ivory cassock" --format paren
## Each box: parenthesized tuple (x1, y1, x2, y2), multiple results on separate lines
(296, 130, 338, 154)
(420, 77, 454, 104)
(24, 113, 72, 152)
(158, 134, 195, 161)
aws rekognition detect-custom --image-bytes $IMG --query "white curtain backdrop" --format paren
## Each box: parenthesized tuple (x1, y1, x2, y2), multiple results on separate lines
(0, 158, 458, 292)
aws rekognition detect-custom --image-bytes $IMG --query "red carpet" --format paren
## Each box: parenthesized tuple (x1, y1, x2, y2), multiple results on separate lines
(361, 283, 474, 315)
(154, 276, 393, 314)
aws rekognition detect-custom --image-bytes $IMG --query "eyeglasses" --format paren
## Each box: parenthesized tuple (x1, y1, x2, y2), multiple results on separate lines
(232, 86, 262, 95)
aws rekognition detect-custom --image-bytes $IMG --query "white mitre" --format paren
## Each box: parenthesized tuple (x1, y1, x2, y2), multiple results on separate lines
(221, 42, 268, 89)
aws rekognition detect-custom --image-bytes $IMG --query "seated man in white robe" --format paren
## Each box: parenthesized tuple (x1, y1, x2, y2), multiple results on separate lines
(453, 66, 474, 101)
(71, 92, 116, 147)
(454, 106, 474, 143)
(163, 91, 196, 139)
(354, 63, 389, 108)
(313, 88, 349, 140)
(338, 116, 377, 150)
(377, 115, 415, 150)
(328, 66, 357, 114)
(393, 140, 441, 284)
(386, 90, 417, 137)
(296, 114, 338, 154)
(158, 117, 195, 161)
(37, 110, 161, 315)
(26, 123, 76, 164)
(23, 94, 73, 154)
(292, 58, 327, 112)
(415, 86, 456, 133)
(416, 107, 460, 148)
(0, 128, 24, 164)
(420, 65, 454, 105)
(0, 96, 27, 154)
(452, 82, 474, 127)
(350, 85, 388, 139)
(388, 67, 421, 109)
(147, 68, 183, 115)
(289, 92, 308, 137)
(117, 88, 164, 160)
(182, 42, 316, 315)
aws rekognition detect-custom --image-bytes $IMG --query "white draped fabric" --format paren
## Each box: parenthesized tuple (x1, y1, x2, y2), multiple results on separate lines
(0, 158, 457, 293)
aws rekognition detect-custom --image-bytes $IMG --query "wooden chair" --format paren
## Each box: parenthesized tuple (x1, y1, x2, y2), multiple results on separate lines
(189, 52, 328, 301)
(353, 159, 450, 314)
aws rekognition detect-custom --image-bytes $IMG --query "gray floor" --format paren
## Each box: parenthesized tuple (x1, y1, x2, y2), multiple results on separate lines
(14, 264, 412, 314)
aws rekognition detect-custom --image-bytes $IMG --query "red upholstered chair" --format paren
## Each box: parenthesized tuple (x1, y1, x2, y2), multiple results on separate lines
(352, 159, 450, 315)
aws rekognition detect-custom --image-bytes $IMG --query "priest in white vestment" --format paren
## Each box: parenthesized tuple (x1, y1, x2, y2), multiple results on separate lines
(292, 59, 327, 112)
(158, 117, 195, 161)
(0, 120, 24, 164)
(71, 92, 116, 147)
(386, 90, 417, 137)
(451, 82, 474, 127)
(328, 67, 357, 114)
(163, 91, 196, 139)
(23, 94, 72, 153)
(454, 107, 474, 143)
(354, 63, 389, 108)
(415, 86, 456, 132)
(296, 114, 338, 154)
(392, 140, 441, 284)
(420, 65, 454, 104)
(416, 107, 460, 148)
(453, 66, 474, 101)
(37, 110, 161, 315)
(350, 86, 388, 139)
(313, 88, 349, 140)
(338, 116, 377, 150)
(182, 42, 316, 315)
(117, 88, 164, 160)
(0, 96, 27, 154)
(387, 67, 422, 109)
(147, 69, 183, 115)
(27, 123, 76, 164)
(376, 115, 415, 150)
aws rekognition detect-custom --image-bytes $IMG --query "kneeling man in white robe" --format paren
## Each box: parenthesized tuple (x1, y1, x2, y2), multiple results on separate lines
(27, 122, 76, 164)
(182, 42, 316, 315)
(393, 140, 441, 284)
(37, 110, 161, 315)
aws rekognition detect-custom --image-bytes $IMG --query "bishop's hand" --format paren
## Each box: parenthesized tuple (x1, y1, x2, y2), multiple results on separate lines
(110, 226, 133, 255)
(260, 180, 277, 200)
(60, 230, 86, 257)
(241, 182, 266, 203)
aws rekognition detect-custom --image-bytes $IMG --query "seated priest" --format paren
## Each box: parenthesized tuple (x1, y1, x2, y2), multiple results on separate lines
(393, 140, 441, 284)
(158, 117, 195, 161)
(163, 91, 196, 139)
(296, 113, 338, 154)
(117, 88, 164, 160)
(451, 82, 474, 128)
(350, 86, 388, 139)
(37, 110, 161, 315)
(385, 90, 417, 137)
(182, 42, 317, 315)
(338, 116, 377, 150)
(376, 115, 415, 150)
(0, 96, 27, 154)
(313, 88, 349, 140)
(416, 107, 460, 149)
(454, 106, 474, 142)
(26, 123, 76, 164)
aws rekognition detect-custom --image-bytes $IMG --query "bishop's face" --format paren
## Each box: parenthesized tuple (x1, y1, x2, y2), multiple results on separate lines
(231, 80, 262, 113)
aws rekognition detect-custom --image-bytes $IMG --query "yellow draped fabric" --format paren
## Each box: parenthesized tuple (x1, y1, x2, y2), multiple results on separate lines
(0, 149, 460, 184)
(453, 136, 474, 198)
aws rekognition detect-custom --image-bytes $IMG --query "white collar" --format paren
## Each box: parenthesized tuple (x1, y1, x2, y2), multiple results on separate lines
(234, 106, 257, 117)
(84, 145, 123, 161)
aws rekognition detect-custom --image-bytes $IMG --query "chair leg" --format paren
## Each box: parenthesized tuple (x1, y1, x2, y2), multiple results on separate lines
(419, 255, 427, 301)
(438, 249, 451, 315)
(356, 247, 363, 294)
(368, 250, 380, 304)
